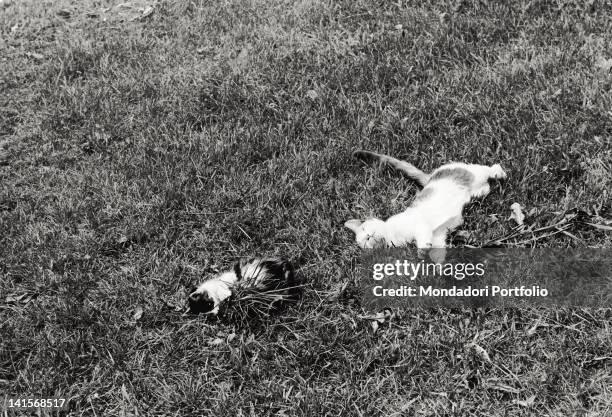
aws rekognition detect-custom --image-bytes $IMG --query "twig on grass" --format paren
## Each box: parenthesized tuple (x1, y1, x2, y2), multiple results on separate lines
(483, 209, 591, 247)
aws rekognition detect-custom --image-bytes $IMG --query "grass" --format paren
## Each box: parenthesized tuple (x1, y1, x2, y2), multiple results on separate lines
(1, 0, 612, 415)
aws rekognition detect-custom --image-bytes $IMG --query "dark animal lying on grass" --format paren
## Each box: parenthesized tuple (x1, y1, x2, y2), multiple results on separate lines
(188, 258, 298, 315)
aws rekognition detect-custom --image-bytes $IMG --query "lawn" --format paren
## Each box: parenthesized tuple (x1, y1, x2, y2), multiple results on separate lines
(1, 0, 612, 415)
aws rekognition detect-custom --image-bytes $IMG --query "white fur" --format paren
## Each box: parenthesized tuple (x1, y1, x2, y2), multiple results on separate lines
(192, 271, 237, 314)
(346, 159, 506, 252)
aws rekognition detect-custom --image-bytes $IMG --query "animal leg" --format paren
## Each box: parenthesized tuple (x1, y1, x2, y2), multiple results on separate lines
(489, 164, 507, 180)
(431, 229, 448, 248)
(415, 230, 433, 249)
(471, 182, 491, 198)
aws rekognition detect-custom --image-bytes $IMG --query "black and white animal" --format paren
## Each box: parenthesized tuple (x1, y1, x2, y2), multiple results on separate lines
(345, 150, 506, 250)
(188, 258, 296, 315)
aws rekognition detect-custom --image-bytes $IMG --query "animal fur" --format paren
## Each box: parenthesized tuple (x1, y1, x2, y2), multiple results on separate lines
(188, 258, 296, 315)
(345, 150, 506, 251)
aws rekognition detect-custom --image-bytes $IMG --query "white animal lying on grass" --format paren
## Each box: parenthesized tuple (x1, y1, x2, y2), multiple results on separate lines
(345, 150, 507, 253)
(188, 258, 297, 315)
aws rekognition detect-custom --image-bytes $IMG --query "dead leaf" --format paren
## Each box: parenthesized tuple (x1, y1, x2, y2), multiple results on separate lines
(160, 292, 185, 312)
(470, 343, 492, 363)
(515, 395, 536, 407)
(326, 281, 347, 302)
(370, 321, 379, 333)
(132, 306, 143, 321)
(103, 1, 156, 22)
(362, 308, 394, 323)
(140, 5, 154, 19)
(121, 384, 130, 402)
(26, 52, 44, 60)
(509, 202, 526, 226)
(595, 56, 612, 72)
(209, 338, 224, 346)
(526, 319, 542, 336)
(306, 90, 318, 100)
(362, 308, 394, 333)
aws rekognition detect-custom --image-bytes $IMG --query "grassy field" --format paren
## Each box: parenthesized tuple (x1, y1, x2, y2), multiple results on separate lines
(1, 0, 612, 415)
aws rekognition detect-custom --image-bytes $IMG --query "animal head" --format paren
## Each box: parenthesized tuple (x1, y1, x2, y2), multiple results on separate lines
(187, 289, 217, 314)
(188, 272, 235, 315)
(344, 218, 388, 248)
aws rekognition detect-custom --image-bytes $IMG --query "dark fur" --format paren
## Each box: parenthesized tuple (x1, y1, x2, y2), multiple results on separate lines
(188, 291, 215, 314)
(430, 167, 474, 188)
(252, 258, 297, 293)
(233, 261, 244, 282)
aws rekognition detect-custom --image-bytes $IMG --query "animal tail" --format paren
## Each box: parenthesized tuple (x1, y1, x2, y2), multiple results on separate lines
(353, 150, 430, 187)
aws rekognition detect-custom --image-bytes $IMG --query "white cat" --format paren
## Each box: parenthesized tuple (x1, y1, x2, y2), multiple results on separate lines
(345, 150, 506, 252)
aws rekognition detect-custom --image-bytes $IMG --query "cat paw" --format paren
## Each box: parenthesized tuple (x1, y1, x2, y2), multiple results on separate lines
(491, 164, 507, 179)
(472, 184, 491, 198)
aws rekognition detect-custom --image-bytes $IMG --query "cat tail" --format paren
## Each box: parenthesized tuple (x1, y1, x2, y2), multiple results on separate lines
(353, 150, 430, 187)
